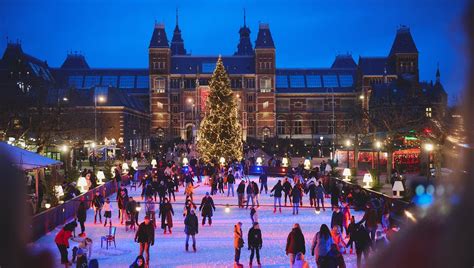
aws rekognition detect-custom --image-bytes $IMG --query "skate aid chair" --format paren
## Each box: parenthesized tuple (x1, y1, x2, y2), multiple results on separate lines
(100, 226, 117, 249)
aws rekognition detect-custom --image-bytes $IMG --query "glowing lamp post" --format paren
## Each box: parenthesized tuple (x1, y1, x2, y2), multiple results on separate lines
(97, 170, 106, 185)
(45, 203, 51, 209)
(219, 157, 226, 166)
(256, 157, 263, 166)
(136, 202, 141, 212)
(392, 181, 405, 198)
(54, 185, 64, 198)
(151, 159, 157, 168)
(183, 157, 189, 166)
(281, 157, 289, 168)
(131, 160, 138, 170)
(304, 159, 311, 170)
(363, 173, 373, 188)
(77, 176, 88, 193)
(342, 168, 351, 182)
(122, 162, 129, 174)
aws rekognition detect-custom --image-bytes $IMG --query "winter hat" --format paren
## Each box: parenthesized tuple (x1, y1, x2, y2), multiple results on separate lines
(205, 192, 209, 196)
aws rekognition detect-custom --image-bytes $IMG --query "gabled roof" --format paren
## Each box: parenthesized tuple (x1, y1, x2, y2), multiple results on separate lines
(331, 54, 357, 69)
(170, 55, 255, 74)
(358, 57, 395, 76)
(255, 23, 275, 49)
(61, 53, 90, 69)
(1, 42, 55, 82)
(389, 26, 418, 56)
(149, 23, 169, 48)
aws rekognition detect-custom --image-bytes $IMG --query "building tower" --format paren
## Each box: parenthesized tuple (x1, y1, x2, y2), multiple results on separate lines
(170, 9, 187, 56)
(388, 25, 419, 81)
(149, 22, 171, 140)
(234, 9, 253, 56)
(254, 23, 276, 141)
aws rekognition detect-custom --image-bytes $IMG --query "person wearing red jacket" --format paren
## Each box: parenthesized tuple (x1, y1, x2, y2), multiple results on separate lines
(55, 222, 76, 267)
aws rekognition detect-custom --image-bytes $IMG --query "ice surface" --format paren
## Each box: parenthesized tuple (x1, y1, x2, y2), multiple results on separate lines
(32, 176, 365, 267)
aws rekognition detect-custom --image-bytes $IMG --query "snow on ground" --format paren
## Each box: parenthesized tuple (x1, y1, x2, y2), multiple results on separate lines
(32, 176, 365, 268)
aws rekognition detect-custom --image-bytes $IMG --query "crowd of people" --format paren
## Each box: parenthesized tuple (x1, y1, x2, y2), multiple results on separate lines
(53, 155, 403, 268)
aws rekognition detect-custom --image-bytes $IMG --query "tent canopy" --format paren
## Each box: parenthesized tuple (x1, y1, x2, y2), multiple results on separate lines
(0, 142, 62, 171)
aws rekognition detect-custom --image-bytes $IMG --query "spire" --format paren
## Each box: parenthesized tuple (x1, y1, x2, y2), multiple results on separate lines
(436, 63, 440, 83)
(244, 8, 246, 27)
(234, 8, 253, 55)
(176, 8, 179, 27)
(170, 9, 187, 55)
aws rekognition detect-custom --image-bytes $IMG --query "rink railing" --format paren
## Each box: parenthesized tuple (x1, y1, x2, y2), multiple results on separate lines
(30, 180, 117, 241)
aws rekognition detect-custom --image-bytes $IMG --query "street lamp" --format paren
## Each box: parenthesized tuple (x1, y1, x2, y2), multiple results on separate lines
(342, 168, 351, 182)
(304, 159, 311, 170)
(319, 136, 324, 157)
(345, 139, 351, 168)
(93, 94, 106, 171)
(97, 170, 106, 185)
(374, 140, 382, 182)
(423, 143, 434, 182)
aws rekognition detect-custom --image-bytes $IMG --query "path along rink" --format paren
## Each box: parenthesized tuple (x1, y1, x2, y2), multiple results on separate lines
(32, 176, 365, 268)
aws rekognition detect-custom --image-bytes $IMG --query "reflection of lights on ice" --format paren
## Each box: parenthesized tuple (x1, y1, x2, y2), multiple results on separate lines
(225, 205, 230, 213)
(405, 210, 417, 223)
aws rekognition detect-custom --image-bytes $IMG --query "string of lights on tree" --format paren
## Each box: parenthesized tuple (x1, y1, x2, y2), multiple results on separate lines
(197, 56, 243, 162)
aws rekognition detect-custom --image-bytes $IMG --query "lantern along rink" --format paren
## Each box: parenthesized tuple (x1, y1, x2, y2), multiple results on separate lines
(31, 176, 364, 267)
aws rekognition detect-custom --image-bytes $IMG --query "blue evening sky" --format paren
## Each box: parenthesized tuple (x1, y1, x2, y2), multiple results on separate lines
(0, 0, 468, 104)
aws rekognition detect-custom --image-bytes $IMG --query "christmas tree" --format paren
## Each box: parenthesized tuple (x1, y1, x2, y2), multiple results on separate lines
(197, 56, 243, 162)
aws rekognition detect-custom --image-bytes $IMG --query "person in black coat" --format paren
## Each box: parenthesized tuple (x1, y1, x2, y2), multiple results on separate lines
(282, 178, 293, 206)
(331, 183, 340, 210)
(129, 255, 145, 268)
(199, 193, 216, 225)
(259, 172, 268, 194)
(76, 201, 87, 236)
(285, 223, 306, 266)
(167, 178, 176, 201)
(126, 197, 139, 228)
(184, 209, 199, 252)
(331, 206, 344, 231)
(159, 198, 174, 234)
(227, 171, 235, 197)
(291, 186, 302, 215)
(270, 180, 283, 213)
(306, 182, 317, 208)
(237, 180, 246, 208)
(248, 222, 263, 266)
(346, 223, 371, 268)
(135, 216, 155, 267)
(92, 192, 104, 224)
(246, 182, 254, 209)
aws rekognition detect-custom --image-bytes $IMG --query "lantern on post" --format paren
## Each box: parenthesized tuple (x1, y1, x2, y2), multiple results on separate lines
(304, 159, 311, 170)
(225, 204, 230, 213)
(256, 157, 263, 166)
(131, 160, 138, 170)
(282, 157, 289, 167)
(342, 168, 351, 182)
(392, 181, 405, 198)
(151, 159, 157, 168)
(97, 171, 106, 185)
(136, 202, 141, 212)
(219, 157, 226, 166)
(122, 162, 129, 173)
(54, 185, 64, 198)
(183, 157, 189, 166)
(77, 176, 88, 193)
(363, 173, 373, 188)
